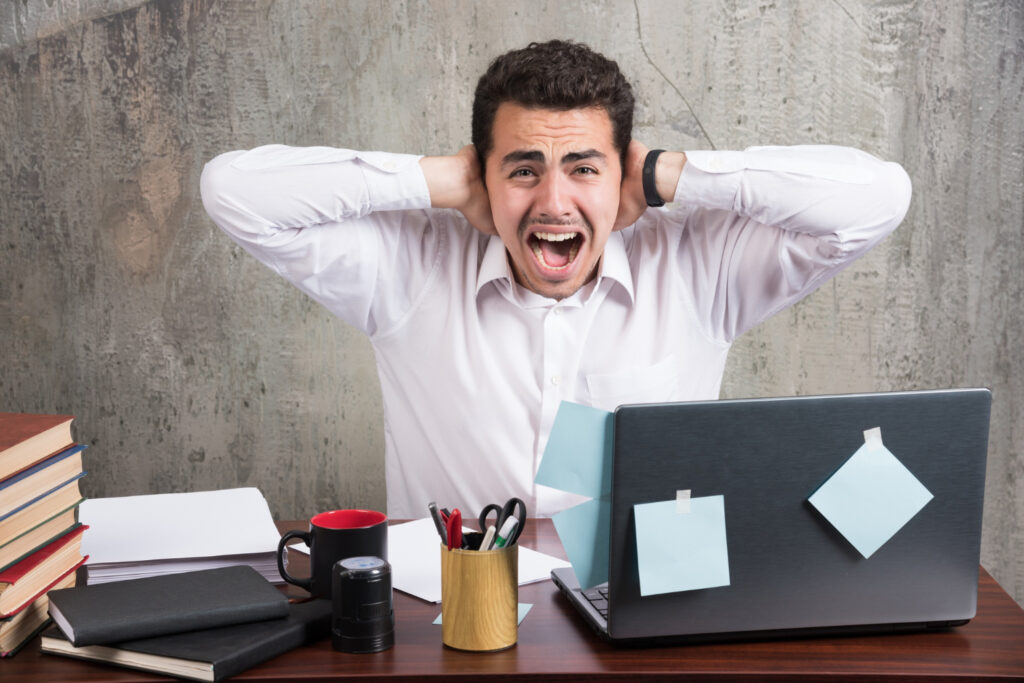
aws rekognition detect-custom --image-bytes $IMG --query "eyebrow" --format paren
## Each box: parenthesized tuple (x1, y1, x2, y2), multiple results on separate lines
(562, 149, 607, 164)
(499, 148, 607, 167)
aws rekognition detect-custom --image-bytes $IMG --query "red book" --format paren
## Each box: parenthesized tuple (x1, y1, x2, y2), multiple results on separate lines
(0, 525, 87, 618)
(0, 413, 74, 481)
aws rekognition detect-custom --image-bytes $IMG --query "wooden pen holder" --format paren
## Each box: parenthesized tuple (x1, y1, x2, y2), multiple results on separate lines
(439, 543, 518, 651)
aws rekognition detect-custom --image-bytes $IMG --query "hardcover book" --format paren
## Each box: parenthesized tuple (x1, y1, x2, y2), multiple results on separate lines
(0, 571, 75, 657)
(0, 507, 79, 572)
(0, 480, 84, 546)
(0, 525, 87, 617)
(0, 445, 86, 520)
(0, 413, 74, 481)
(40, 598, 332, 682)
(48, 565, 289, 646)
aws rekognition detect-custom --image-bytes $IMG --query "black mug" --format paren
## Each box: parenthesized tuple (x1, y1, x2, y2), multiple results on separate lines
(277, 509, 388, 598)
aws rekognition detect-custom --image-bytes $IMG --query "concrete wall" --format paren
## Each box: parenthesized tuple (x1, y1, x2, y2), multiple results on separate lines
(1, 0, 1020, 605)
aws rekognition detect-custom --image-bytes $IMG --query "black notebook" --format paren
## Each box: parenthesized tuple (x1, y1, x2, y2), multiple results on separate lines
(47, 565, 288, 646)
(40, 598, 332, 682)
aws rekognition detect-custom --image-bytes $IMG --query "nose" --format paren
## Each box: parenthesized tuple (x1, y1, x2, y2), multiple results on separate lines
(534, 171, 572, 219)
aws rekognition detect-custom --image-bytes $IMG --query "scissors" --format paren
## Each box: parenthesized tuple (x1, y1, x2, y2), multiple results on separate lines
(478, 497, 526, 546)
(445, 508, 463, 550)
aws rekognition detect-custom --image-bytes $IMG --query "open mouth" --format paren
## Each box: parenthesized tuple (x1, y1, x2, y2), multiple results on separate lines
(528, 231, 583, 271)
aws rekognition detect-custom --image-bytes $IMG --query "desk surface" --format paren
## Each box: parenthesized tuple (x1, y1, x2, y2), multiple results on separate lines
(6, 519, 1024, 682)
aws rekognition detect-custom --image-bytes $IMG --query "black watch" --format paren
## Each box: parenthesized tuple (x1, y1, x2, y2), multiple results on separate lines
(643, 149, 666, 207)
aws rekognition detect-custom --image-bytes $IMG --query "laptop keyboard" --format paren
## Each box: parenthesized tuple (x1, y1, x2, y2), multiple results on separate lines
(581, 586, 610, 618)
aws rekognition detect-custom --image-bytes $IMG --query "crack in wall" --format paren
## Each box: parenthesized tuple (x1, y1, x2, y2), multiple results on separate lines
(830, 0, 869, 36)
(633, 0, 716, 149)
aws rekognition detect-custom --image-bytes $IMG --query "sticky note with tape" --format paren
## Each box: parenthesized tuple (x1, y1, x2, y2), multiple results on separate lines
(808, 427, 933, 558)
(634, 495, 730, 596)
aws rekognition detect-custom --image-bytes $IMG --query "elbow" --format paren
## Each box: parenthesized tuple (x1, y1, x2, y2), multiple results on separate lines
(880, 161, 913, 235)
(829, 158, 912, 259)
(199, 151, 241, 226)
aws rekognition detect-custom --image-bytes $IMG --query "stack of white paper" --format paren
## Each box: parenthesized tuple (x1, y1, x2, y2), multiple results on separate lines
(79, 488, 283, 584)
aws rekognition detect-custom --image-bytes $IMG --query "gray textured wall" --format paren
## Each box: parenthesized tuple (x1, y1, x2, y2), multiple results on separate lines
(1, 0, 1021, 606)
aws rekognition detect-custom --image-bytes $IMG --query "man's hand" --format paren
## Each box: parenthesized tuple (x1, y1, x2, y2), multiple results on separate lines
(613, 139, 649, 231)
(613, 141, 687, 231)
(420, 146, 496, 235)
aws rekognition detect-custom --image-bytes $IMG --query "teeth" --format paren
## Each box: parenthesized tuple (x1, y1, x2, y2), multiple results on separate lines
(530, 240, 581, 270)
(533, 231, 578, 242)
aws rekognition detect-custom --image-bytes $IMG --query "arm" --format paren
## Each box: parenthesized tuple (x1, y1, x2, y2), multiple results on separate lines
(200, 145, 430, 242)
(621, 143, 912, 342)
(199, 145, 436, 335)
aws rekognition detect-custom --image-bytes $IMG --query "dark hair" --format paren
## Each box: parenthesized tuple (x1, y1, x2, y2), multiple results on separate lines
(471, 40, 634, 173)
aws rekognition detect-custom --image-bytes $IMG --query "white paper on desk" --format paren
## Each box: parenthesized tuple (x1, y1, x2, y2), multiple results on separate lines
(384, 518, 570, 603)
(80, 487, 282, 563)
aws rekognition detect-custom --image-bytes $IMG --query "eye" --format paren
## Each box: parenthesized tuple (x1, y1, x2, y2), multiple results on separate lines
(573, 166, 598, 175)
(509, 168, 536, 178)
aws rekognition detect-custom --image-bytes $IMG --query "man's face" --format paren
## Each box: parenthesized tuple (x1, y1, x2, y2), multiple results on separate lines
(484, 103, 621, 300)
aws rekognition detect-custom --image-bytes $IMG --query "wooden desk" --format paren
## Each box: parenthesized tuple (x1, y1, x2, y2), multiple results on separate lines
(6, 519, 1024, 681)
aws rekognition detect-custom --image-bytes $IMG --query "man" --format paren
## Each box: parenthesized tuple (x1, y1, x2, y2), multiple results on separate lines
(201, 41, 911, 518)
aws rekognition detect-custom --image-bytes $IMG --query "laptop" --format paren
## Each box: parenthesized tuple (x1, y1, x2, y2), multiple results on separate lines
(552, 388, 991, 645)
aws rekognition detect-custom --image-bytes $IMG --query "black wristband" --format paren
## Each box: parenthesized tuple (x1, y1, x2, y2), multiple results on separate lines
(642, 149, 666, 207)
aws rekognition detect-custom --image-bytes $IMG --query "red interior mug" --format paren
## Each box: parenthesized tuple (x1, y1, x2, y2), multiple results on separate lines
(277, 509, 387, 598)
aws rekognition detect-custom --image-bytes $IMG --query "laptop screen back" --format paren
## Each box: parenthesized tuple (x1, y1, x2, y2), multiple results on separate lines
(606, 389, 991, 641)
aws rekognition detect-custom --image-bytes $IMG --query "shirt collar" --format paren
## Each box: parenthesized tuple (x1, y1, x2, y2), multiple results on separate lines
(599, 231, 635, 304)
(476, 235, 512, 296)
(475, 231, 635, 305)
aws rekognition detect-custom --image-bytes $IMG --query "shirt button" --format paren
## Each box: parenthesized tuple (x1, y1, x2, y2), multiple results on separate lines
(382, 160, 398, 171)
(554, 307, 563, 315)
(551, 375, 562, 386)
(707, 156, 723, 172)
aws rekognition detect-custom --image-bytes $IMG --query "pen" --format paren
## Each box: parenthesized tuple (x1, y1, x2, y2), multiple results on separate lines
(428, 501, 447, 545)
(446, 509, 463, 550)
(480, 524, 496, 550)
(493, 516, 519, 548)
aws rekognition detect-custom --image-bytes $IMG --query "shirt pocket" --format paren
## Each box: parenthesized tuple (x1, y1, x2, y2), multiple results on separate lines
(585, 353, 681, 412)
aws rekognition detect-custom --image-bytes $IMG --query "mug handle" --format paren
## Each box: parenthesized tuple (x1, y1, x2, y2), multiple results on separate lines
(277, 529, 312, 590)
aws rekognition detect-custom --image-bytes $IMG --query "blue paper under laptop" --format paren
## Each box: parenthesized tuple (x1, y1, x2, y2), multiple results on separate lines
(551, 388, 991, 645)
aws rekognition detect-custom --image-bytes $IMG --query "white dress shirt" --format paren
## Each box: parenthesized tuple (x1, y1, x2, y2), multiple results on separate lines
(200, 144, 911, 518)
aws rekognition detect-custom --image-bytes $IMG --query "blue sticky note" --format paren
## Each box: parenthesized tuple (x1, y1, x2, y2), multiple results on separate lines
(434, 603, 532, 625)
(633, 496, 730, 597)
(553, 497, 611, 589)
(535, 402, 613, 499)
(808, 437, 933, 558)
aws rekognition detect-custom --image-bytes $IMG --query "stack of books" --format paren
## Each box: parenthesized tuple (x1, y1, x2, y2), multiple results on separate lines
(0, 413, 89, 657)
(39, 566, 331, 681)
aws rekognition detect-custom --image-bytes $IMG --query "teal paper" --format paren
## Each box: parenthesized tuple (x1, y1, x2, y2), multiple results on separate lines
(633, 496, 731, 597)
(434, 603, 532, 625)
(553, 497, 611, 589)
(535, 402, 613, 499)
(535, 401, 614, 589)
(808, 439, 933, 559)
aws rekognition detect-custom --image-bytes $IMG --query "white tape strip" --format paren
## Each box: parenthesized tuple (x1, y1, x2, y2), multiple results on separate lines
(676, 489, 691, 513)
(863, 427, 882, 445)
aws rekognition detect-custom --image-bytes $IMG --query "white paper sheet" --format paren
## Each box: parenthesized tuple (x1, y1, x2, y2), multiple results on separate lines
(80, 488, 282, 563)
(377, 518, 569, 603)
